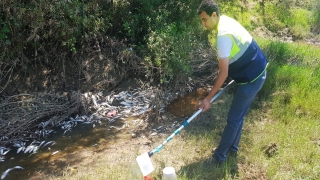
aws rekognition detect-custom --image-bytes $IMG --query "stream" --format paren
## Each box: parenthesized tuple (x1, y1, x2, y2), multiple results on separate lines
(0, 87, 208, 180)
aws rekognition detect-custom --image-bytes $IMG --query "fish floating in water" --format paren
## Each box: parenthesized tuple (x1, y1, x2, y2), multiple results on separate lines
(1, 166, 23, 179)
(0, 87, 163, 164)
(0, 147, 10, 162)
(11, 140, 55, 155)
(51, 150, 59, 156)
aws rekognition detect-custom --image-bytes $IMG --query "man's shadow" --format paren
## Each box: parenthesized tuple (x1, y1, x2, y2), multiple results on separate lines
(173, 93, 242, 180)
(178, 154, 239, 180)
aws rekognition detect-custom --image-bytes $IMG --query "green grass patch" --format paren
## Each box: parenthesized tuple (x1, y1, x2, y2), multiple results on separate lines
(244, 38, 320, 179)
(257, 37, 320, 66)
(287, 8, 313, 39)
(45, 39, 320, 180)
(262, 3, 314, 39)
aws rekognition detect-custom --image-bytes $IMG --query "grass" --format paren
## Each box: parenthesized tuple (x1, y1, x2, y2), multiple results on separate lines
(51, 40, 320, 180)
(43, 3, 320, 178)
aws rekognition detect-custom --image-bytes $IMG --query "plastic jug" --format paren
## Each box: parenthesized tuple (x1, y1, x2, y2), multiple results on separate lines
(162, 167, 177, 180)
(136, 152, 155, 176)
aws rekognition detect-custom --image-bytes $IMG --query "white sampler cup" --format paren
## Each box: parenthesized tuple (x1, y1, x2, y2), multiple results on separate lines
(162, 167, 177, 180)
(136, 152, 155, 176)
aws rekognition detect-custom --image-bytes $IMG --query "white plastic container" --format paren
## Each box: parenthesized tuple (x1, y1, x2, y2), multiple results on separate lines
(136, 152, 155, 176)
(162, 167, 177, 180)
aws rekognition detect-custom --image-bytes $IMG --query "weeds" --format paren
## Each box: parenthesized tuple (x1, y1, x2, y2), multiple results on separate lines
(0, 0, 320, 179)
(50, 37, 320, 180)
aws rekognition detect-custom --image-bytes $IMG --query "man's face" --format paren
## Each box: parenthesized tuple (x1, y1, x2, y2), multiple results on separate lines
(199, 11, 218, 31)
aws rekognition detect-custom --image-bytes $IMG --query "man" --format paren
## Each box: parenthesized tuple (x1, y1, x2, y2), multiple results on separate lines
(197, 0, 268, 166)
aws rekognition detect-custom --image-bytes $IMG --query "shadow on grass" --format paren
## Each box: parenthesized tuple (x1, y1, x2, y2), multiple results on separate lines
(179, 155, 239, 180)
(172, 92, 239, 179)
(172, 91, 260, 179)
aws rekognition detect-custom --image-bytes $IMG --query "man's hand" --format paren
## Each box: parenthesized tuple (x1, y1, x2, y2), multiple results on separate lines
(199, 97, 211, 112)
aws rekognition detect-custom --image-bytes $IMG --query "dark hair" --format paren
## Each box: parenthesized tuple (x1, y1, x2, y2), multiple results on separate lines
(197, 0, 220, 17)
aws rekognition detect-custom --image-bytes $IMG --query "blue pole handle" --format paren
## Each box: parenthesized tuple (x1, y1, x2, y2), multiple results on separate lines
(148, 80, 234, 157)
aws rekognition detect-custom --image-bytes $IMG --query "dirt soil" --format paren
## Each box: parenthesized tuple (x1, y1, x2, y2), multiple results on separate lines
(1, 28, 318, 179)
(0, 33, 220, 179)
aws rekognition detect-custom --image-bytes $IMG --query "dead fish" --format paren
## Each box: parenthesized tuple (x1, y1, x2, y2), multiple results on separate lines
(32, 146, 39, 153)
(38, 141, 46, 148)
(97, 91, 103, 97)
(12, 143, 23, 148)
(150, 132, 158, 136)
(24, 145, 36, 154)
(83, 92, 89, 99)
(0, 156, 4, 162)
(91, 95, 98, 106)
(0, 136, 8, 141)
(63, 129, 71, 135)
(100, 102, 112, 107)
(120, 101, 133, 106)
(82, 121, 93, 124)
(51, 151, 59, 156)
(81, 115, 89, 120)
(43, 141, 56, 147)
(1, 166, 23, 179)
(17, 147, 25, 154)
(0, 148, 10, 156)
(75, 119, 84, 123)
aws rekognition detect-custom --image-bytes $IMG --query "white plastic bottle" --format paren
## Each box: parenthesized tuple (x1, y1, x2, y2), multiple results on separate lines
(162, 167, 177, 180)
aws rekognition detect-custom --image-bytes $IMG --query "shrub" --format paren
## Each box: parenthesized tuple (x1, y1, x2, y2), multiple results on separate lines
(0, 1, 114, 63)
(312, 0, 320, 34)
(119, 0, 202, 83)
(262, 3, 288, 32)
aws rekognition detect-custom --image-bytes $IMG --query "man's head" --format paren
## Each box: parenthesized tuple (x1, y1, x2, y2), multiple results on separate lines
(197, 0, 220, 31)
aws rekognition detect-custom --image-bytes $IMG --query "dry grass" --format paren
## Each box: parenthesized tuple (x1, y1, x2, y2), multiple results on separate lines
(0, 93, 83, 146)
(40, 93, 235, 180)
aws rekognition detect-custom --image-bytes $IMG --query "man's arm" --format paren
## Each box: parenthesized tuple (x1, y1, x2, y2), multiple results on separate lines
(199, 57, 229, 112)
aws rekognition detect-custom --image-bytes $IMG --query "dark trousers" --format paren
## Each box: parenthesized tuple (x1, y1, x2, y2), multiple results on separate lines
(213, 71, 267, 162)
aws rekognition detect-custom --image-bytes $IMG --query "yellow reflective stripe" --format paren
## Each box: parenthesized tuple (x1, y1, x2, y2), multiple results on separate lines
(237, 62, 269, 85)
(226, 34, 240, 59)
(208, 32, 219, 62)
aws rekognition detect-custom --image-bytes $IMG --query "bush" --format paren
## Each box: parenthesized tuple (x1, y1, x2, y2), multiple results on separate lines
(119, 0, 203, 83)
(262, 3, 288, 32)
(287, 8, 312, 39)
(312, 0, 320, 34)
(0, 1, 114, 62)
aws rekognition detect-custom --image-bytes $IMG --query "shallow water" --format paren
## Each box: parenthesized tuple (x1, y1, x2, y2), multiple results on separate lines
(166, 88, 208, 118)
(0, 88, 208, 180)
(0, 118, 135, 180)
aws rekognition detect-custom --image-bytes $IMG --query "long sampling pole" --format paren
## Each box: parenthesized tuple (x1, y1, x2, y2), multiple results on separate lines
(148, 80, 234, 157)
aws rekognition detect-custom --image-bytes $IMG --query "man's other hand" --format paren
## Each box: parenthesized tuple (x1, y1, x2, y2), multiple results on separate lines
(199, 97, 211, 112)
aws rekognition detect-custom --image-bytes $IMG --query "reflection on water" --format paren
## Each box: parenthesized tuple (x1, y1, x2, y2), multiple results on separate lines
(166, 88, 208, 117)
(0, 118, 138, 180)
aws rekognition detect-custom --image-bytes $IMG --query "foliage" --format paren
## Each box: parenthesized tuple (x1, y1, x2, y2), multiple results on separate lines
(118, 0, 203, 84)
(286, 8, 313, 39)
(256, 38, 320, 119)
(246, 39, 320, 179)
(0, 0, 319, 88)
(258, 37, 319, 66)
(0, 1, 320, 179)
(218, 0, 252, 30)
(0, 0, 113, 64)
(257, 0, 318, 39)
(262, 3, 288, 32)
(145, 25, 192, 83)
(312, 0, 320, 34)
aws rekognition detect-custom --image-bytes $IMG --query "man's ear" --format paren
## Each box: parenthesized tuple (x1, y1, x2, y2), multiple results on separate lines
(211, 12, 217, 17)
